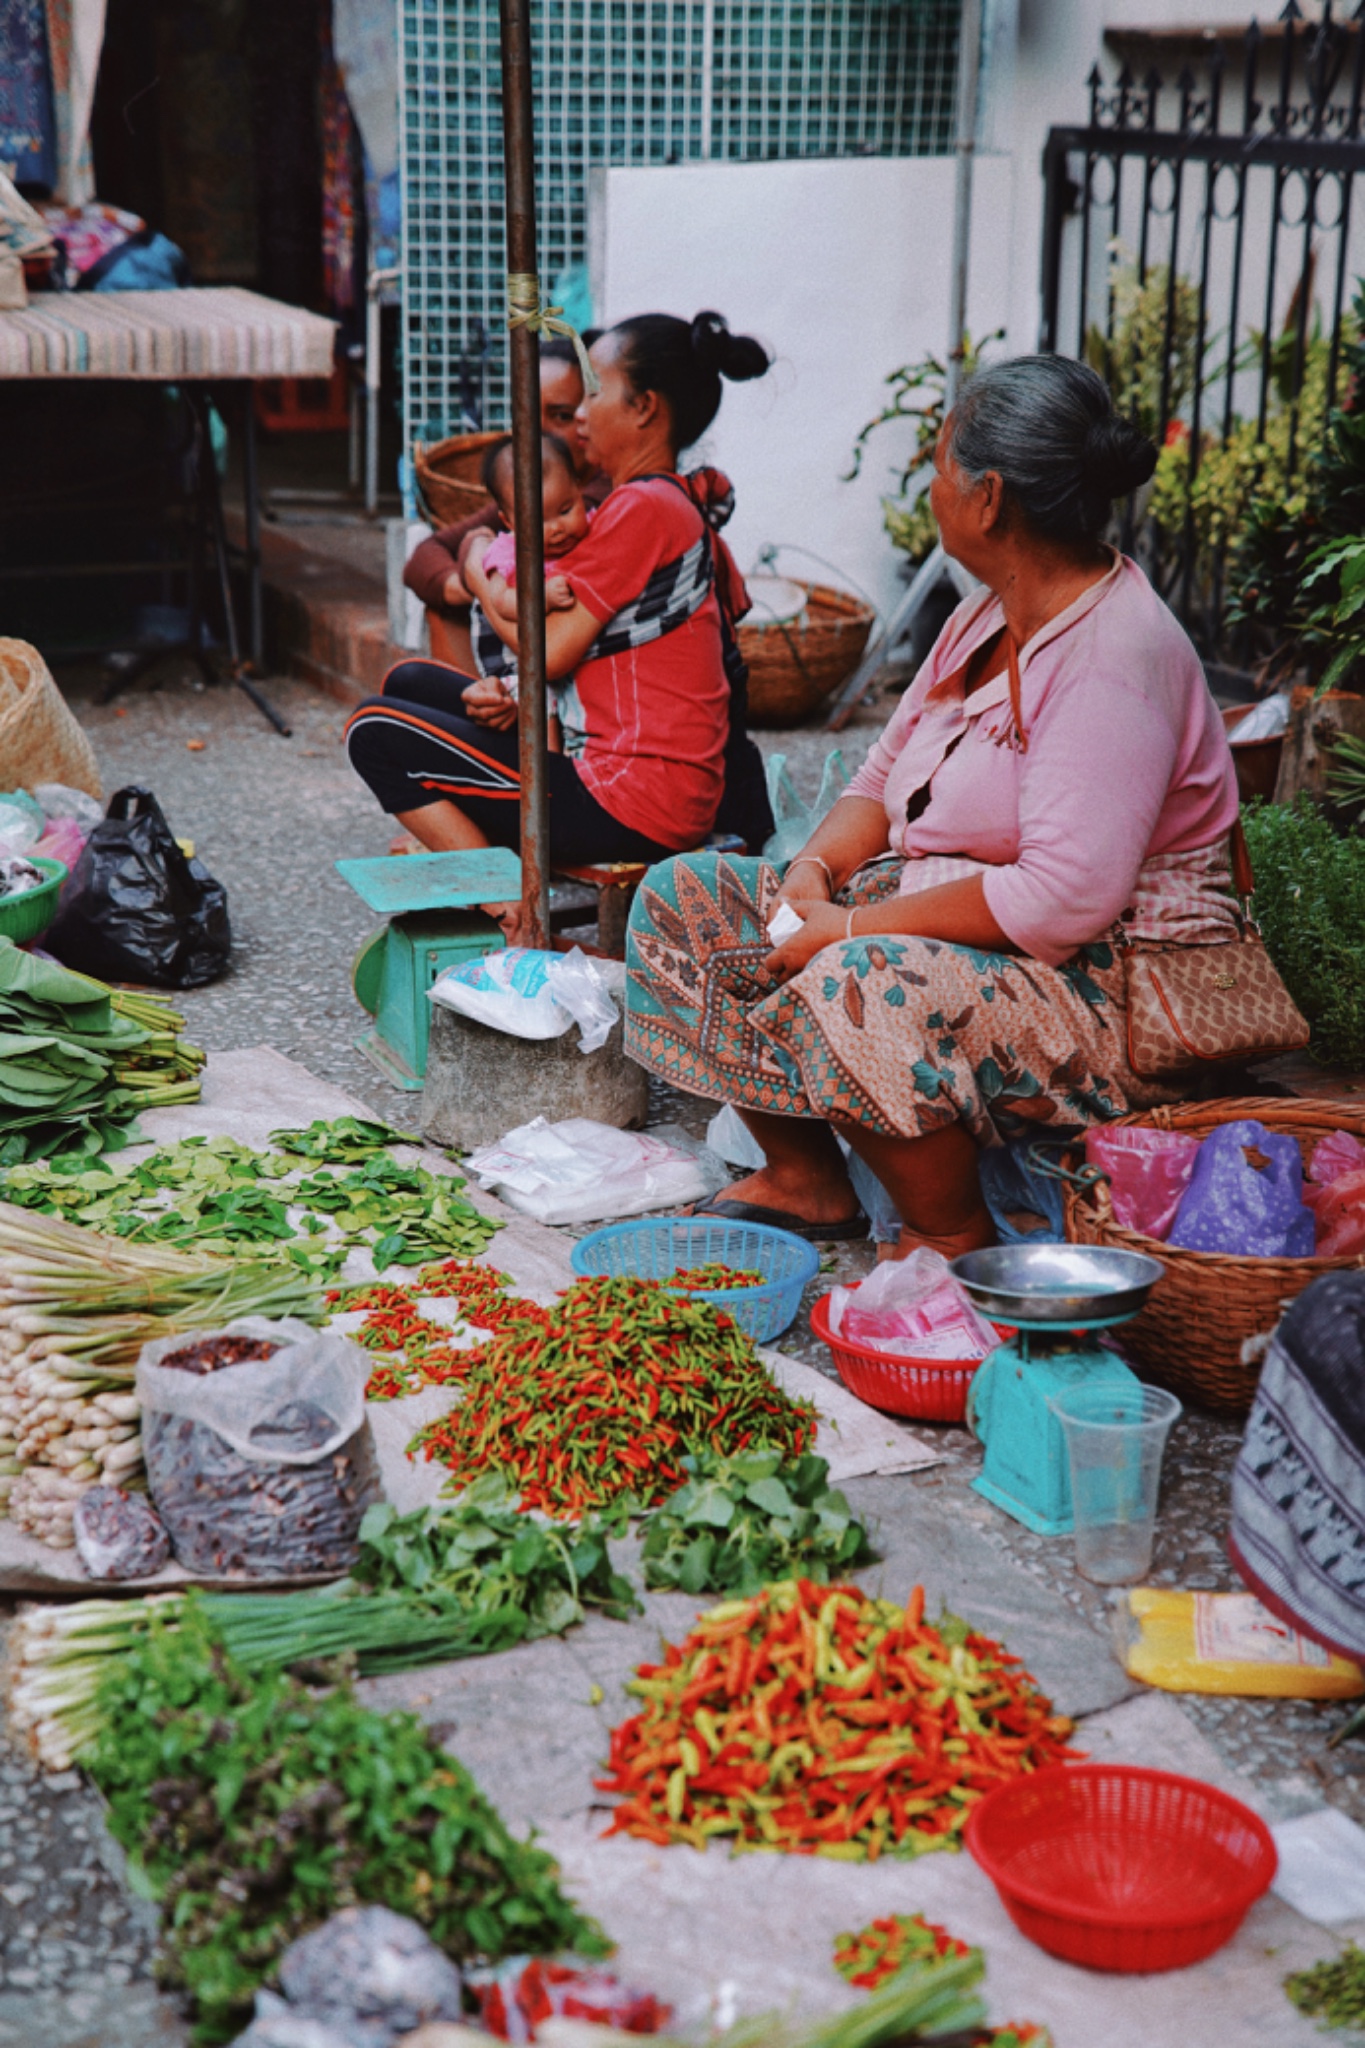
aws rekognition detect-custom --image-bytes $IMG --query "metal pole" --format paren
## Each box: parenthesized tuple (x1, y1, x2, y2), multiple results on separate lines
(499, 0, 550, 951)
(366, 267, 400, 515)
(946, 0, 983, 408)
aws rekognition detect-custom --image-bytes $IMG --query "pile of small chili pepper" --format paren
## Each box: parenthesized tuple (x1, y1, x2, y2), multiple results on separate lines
(328, 1264, 547, 1401)
(412, 1275, 817, 1518)
(668, 1263, 766, 1292)
(833, 1914, 970, 1989)
(598, 1578, 1078, 1859)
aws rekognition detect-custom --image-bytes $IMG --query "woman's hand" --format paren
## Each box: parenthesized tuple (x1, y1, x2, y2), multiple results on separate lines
(458, 527, 497, 575)
(441, 569, 471, 608)
(763, 901, 849, 980)
(774, 856, 834, 917)
(461, 676, 518, 730)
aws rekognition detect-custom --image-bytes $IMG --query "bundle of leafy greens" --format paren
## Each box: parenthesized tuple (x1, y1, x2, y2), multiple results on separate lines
(0, 940, 203, 1164)
(11, 1497, 638, 1768)
(1284, 1941, 1365, 2030)
(85, 1600, 607, 2043)
(0, 1118, 499, 1278)
(639, 1449, 875, 1596)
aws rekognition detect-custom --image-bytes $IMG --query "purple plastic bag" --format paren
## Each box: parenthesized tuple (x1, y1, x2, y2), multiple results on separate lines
(1167, 1119, 1315, 1258)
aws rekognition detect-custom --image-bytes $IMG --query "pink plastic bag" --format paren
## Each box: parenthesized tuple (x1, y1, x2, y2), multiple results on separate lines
(1306, 1168, 1365, 1257)
(1084, 1126, 1201, 1241)
(828, 1248, 996, 1360)
(1308, 1130, 1365, 1186)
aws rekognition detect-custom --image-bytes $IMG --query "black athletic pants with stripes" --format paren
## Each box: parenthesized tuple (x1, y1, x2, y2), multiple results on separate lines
(343, 660, 676, 867)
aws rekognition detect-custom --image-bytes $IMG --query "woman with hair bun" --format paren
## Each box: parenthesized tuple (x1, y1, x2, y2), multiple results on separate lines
(346, 309, 773, 939)
(626, 354, 1242, 1254)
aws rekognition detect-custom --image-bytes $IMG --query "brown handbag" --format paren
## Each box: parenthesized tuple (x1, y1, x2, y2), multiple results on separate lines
(1122, 820, 1311, 1079)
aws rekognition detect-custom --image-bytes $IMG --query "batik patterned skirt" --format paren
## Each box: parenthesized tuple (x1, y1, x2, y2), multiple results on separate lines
(624, 853, 1179, 1147)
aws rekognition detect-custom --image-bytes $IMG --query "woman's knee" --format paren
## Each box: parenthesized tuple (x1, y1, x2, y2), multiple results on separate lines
(380, 657, 475, 702)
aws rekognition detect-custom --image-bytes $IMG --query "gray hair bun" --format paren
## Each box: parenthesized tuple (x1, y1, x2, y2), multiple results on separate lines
(948, 354, 1158, 548)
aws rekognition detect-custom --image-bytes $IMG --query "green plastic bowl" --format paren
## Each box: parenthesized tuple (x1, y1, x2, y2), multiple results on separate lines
(0, 856, 68, 944)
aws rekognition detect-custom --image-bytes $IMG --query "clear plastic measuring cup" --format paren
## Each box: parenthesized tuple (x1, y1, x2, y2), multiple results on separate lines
(1049, 1381, 1183, 1584)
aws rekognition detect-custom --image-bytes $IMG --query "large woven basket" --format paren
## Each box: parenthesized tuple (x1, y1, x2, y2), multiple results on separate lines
(0, 640, 100, 799)
(414, 431, 506, 527)
(1063, 1096, 1365, 1416)
(741, 581, 875, 727)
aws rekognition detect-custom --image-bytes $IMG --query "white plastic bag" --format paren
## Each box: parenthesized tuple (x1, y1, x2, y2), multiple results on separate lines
(138, 1316, 381, 1577)
(428, 946, 618, 1054)
(466, 1116, 720, 1225)
(828, 1248, 995, 1359)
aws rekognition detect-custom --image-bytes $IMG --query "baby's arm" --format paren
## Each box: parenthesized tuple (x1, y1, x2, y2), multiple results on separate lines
(547, 710, 564, 754)
(544, 573, 576, 612)
(486, 571, 521, 622)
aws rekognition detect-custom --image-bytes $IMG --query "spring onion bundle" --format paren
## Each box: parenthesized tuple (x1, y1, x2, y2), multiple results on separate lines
(0, 1203, 321, 1546)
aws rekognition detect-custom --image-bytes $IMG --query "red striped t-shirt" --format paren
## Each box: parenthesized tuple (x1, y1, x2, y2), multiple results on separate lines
(558, 477, 729, 850)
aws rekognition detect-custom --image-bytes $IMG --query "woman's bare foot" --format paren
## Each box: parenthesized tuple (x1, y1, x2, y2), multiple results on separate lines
(718, 1162, 861, 1230)
(878, 1207, 997, 1262)
(388, 832, 424, 856)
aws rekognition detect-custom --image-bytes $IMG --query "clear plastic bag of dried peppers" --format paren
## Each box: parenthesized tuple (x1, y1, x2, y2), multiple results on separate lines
(137, 1316, 381, 1578)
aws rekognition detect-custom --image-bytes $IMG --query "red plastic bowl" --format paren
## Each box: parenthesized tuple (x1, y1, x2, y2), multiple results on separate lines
(810, 1288, 984, 1423)
(966, 1764, 1277, 1973)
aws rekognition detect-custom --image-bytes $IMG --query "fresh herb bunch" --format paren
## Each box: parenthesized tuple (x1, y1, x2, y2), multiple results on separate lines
(1284, 1941, 1365, 2030)
(86, 1601, 607, 2043)
(1242, 799, 1365, 1064)
(352, 1496, 639, 1632)
(1, 1121, 499, 1279)
(640, 1450, 874, 1597)
(412, 1276, 818, 1519)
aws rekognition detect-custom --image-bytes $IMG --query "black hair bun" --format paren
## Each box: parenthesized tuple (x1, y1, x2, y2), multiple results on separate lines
(1084, 413, 1157, 497)
(690, 310, 771, 384)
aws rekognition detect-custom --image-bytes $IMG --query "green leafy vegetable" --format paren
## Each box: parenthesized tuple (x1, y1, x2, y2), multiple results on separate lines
(85, 1601, 606, 2042)
(1242, 798, 1365, 1065)
(1, 1120, 499, 1278)
(1285, 1941, 1365, 2030)
(639, 1449, 875, 1596)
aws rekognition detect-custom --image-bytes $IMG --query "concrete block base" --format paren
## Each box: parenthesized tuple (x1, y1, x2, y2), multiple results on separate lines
(419, 1004, 649, 1150)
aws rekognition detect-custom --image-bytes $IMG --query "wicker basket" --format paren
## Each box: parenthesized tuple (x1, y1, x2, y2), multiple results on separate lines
(414, 432, 506, 527)
(741, 581, 875, 727)
(1063, 1096, 1365, 1416)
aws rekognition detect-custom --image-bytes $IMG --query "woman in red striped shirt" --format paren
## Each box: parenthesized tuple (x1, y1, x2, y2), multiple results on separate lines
(344, 311, 772, 941)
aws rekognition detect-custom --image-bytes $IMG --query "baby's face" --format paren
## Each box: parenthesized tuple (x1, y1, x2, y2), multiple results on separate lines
(542, 467, 589, 556)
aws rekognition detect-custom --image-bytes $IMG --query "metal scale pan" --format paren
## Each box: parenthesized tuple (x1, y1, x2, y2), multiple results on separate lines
(951, 1244, 1165, 1330)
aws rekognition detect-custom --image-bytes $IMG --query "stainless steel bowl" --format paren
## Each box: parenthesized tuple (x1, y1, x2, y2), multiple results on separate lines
(949, 1243, 1165, 1325)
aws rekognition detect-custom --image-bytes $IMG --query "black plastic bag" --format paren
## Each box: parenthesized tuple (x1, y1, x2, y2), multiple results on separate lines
(45, 785, 231, 987)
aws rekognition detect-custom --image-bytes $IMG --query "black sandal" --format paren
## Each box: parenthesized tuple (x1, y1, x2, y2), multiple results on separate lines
(692, 1194, 868, 1243)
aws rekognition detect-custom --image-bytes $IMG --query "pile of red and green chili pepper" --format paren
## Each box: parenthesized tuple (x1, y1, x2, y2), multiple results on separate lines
(412, 1275, 817, 1518)
(598, 1578, 1077, 1859)
(833, 1913, 971, 1989)
(668, 1263, 767, 1292)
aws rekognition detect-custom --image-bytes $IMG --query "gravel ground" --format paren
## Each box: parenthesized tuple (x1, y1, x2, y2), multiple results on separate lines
(0, 646, 1356, 2041)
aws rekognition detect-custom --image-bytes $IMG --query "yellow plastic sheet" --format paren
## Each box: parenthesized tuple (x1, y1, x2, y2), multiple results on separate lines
(1117, 1587, 1365, 1698)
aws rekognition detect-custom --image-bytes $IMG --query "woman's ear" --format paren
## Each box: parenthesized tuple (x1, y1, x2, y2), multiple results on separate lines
(628, 382, 666, 432)
(977, 469, 1006, 534)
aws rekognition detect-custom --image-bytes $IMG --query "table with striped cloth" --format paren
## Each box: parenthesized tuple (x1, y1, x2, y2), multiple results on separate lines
(0, 286, 336, 379)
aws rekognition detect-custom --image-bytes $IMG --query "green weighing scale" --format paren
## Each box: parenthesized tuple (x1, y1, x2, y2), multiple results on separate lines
(336, 849, 523, 1090)
(951, 1243, 1165, 1536)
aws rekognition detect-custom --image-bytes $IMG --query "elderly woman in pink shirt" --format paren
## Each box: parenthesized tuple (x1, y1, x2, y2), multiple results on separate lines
(624, 354, 1240, 1258)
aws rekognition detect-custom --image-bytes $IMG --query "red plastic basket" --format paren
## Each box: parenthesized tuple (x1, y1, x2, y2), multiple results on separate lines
(966, 1764, 1277, 1973)
(809, 1288, 984, 1423)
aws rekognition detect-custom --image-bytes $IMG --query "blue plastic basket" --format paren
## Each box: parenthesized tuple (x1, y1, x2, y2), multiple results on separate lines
(570, 1217, 821, 1344)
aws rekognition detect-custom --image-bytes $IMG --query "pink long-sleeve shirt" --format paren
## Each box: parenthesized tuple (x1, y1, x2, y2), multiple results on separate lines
(843, 554, 1240, 968)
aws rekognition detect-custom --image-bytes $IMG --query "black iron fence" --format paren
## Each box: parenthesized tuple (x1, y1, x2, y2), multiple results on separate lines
(1041, 5, 1365, 661)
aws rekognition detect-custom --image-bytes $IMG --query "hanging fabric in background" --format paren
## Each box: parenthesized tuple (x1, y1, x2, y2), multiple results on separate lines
(0, 0, 58, 194)
(42, 0, 104, 205)
(333, 0, 400, 278)
(320, 27, 363, 315)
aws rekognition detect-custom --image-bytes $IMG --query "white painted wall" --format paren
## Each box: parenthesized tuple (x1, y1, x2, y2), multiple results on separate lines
(594, 154, 1015, 622)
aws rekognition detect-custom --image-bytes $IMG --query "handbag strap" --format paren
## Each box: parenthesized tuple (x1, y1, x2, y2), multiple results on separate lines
(1231, 813, 1255, 905)
(1006, 632, 1029, 755)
